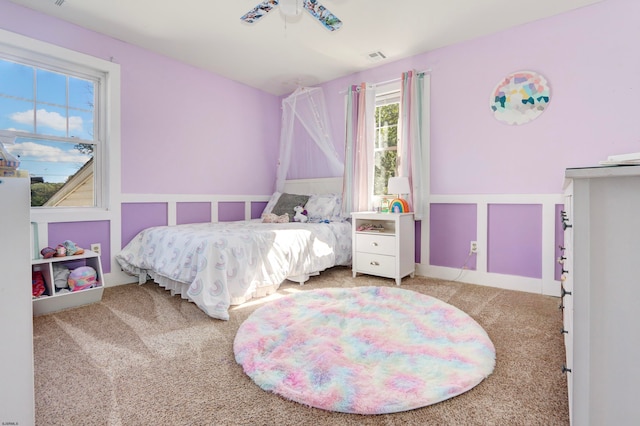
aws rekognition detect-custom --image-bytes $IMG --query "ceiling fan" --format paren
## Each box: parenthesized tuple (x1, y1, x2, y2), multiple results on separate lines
(241, 0, 343, 32)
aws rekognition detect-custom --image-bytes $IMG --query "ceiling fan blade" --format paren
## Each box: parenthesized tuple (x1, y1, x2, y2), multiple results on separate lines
(302, 0, 343, 31)
(240, 0, 280, 24)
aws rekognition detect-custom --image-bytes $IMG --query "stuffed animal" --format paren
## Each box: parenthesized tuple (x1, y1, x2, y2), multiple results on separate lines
(262, 212, 290, 223)
(68, 266, 98, 292)
(293, 205, 308, 223)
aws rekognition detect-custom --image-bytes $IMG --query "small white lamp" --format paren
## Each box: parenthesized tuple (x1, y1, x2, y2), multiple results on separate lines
(387, 176, 411, 213)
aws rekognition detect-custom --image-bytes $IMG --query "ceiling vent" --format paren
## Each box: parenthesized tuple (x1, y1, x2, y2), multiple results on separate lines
(366, 51, 387, 63)
(52, 0, 65, 6)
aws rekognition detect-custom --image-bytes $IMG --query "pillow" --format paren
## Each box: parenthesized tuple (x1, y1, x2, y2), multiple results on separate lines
(331, 194, 346, 221)
(261, 212, 289, 223)
(305, 193, 340, 222)
(271, 193, 310, 221)
(261, 192, 282, 216)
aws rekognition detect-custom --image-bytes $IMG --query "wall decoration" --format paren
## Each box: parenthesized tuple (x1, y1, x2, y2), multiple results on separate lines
(490, 70, 551, 125)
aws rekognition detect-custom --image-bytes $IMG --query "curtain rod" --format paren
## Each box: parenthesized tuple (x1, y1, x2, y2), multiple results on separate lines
(338, 68, 432, 94)
(375, 68, 432, 87)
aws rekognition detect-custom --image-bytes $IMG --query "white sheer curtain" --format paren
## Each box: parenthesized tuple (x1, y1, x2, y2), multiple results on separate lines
(276, 87, 343, 192)
(398, 70, 426, 218)
(342, 83, 375, 215)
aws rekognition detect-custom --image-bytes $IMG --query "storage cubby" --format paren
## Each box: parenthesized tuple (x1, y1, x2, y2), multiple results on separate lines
(354, 216, 397, 235)
(31, 251, 104, 316)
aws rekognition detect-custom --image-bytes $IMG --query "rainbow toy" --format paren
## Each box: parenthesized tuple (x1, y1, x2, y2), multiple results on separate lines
(389, 198, 409, 213)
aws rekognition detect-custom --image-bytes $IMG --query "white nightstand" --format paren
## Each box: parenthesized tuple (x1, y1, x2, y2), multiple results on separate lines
(351, 212, 415, 285)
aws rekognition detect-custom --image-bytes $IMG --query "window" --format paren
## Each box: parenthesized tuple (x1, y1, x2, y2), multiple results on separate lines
(0, 32, 114, 210)
(373, 86, 400, 196)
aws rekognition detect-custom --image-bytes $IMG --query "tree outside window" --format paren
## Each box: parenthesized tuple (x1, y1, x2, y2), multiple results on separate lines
(374, 98, 399, 196)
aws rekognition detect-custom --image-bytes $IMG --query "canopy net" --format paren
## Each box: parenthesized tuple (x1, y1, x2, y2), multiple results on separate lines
(275, 87, 344, 192)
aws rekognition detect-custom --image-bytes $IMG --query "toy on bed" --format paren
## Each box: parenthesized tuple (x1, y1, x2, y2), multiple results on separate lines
(262, 212, 290, 223)
(293, 205, 308, 223)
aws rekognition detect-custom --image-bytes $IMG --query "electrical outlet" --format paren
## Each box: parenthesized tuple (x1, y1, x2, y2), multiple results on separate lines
(90, 243, 101, 255)
(470, 241, 478, 254)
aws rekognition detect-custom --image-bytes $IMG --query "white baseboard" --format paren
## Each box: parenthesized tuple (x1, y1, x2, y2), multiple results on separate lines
(105, 263, 562, 298)
(103, 269, 138, 287)
(416, 263, 561, 297)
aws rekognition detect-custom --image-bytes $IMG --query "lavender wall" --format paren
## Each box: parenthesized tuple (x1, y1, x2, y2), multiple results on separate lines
(316, 0, 639, 283)
(48, 221, 110, 273)
(0, 1, 281, 196)
(177, 202, 211, 225)
(252, 201, 268, 219)
(487, 204, 542, 279)
(430, 204, 477, 270)
(319, 0, 640, 195)
(121, 203, 168, 249)
(218, 202, 245, 222)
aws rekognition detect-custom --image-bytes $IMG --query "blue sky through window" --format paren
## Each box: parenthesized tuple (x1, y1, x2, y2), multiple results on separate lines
(0, 58, 95, 183)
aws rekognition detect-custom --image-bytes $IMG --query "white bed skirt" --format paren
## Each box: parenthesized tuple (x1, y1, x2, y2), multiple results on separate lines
(144, 270, 303, 306)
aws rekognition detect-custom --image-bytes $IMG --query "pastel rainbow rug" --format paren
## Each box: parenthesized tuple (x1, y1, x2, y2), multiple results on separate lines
(233, 286, 496, 414)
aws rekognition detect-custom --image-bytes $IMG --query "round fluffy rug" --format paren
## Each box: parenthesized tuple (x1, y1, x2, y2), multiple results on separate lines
(233, 286, 496, 415)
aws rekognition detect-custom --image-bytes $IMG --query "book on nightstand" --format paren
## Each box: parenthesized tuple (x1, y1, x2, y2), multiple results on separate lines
(599, 152, 640, 166)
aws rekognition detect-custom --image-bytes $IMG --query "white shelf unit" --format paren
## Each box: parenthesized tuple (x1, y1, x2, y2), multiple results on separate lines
(563, 165, 640, 425)
(32, 251, 104, 316)
(351, 212, 415, 285)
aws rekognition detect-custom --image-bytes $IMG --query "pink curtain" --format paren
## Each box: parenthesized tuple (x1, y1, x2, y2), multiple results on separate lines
(343, 83, 374, 214)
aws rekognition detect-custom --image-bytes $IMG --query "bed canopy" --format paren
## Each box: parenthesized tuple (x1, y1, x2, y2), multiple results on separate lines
(275, 86, 344, 192)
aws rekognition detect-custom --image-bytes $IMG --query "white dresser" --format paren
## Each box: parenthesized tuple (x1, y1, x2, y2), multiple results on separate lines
(351, 212, 415, 285)
(0, 177, 34, 424)
(562, 165, 640, 425)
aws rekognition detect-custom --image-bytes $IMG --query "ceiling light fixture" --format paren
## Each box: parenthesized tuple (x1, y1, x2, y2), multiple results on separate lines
(280, 0, 303, 17)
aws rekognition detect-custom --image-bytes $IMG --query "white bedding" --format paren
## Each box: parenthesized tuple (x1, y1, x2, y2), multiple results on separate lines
(115, 219, 351, 320)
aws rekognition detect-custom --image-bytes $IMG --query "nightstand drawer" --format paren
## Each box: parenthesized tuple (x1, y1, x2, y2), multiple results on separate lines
(355, 233, 395, 256)
(355, 252, 395, 277)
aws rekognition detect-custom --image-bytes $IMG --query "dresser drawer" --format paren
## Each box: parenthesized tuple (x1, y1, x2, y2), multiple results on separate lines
(355, 233, 395, 256)
(355, 252, 395, 277)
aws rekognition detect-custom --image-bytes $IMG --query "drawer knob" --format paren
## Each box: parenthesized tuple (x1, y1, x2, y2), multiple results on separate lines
(371, 242, 378, 246)
(370, 261, 379, 266)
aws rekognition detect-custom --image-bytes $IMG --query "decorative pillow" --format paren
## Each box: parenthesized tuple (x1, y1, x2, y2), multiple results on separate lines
(261, 192, 282, 216)
(331, 194, 346, 221)
(305, 193, 340, 222)
(262, 213, 289, 223)
(271, 193, 310, 222)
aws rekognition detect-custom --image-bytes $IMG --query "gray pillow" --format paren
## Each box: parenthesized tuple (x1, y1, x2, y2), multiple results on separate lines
(271, 193, 310, 221)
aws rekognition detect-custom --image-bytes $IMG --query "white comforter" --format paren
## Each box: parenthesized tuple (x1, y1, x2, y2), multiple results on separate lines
(116, 220, 352, 320)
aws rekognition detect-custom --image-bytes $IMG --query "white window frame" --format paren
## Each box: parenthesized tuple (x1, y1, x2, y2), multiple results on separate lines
(0, 29, 121, 223)
(372, 81, 401, 205)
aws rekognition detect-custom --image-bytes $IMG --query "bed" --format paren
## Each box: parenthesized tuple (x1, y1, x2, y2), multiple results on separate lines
(115, 178, 351, 320)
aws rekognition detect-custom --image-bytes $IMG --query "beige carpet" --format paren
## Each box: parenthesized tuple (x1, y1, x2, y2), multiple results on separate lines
(33, 267, 569, 425)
